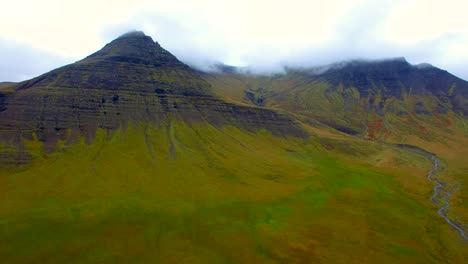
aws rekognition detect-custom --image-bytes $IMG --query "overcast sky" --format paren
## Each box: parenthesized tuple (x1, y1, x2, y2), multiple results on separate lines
(1, 0, 467, 81)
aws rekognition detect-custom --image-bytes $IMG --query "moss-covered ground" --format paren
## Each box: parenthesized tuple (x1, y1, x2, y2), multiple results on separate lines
(0, 121, 466, 263)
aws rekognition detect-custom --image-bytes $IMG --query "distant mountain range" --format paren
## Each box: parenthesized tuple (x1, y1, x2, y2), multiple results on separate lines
(2, 32, 465, 157)
(204, 57, 468, 140)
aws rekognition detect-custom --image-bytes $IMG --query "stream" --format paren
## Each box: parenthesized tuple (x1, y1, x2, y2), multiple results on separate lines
(427, 156, 468, 241)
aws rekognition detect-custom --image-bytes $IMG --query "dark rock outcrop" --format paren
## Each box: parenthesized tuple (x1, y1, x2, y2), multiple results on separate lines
(314, 58, 468, 115)
(0, 31, 307, 165)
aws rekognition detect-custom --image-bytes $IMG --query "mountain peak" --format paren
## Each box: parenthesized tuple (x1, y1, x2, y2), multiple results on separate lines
(342, 57, 408, 67)
(386, 56, 407, 63)
(16, 30, 207, 95)
(415, 63, 435, 69)
(117, 30, 148, 39)
(83, 30, 181, 66)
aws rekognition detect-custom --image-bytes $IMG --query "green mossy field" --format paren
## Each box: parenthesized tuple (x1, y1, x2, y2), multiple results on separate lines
(1, 121, 466, 263)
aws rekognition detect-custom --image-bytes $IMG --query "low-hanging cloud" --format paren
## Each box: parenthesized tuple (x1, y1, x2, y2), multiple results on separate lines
(1, 0, 468, 81)
(99, 0, 468, 78)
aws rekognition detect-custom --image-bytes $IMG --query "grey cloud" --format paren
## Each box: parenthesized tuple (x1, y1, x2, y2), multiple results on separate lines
(98, 0, 468, 80)
(0, 38, 73, 82)
(4, 0, 467, 82)
(100, 13, 228, 71)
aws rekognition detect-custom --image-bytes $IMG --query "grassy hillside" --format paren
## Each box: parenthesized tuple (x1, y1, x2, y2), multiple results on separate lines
(204, 68, 468, 252)
(203, 69, 467, 140)
(0, 121, 466, 263)
(1, 34, 467, 263)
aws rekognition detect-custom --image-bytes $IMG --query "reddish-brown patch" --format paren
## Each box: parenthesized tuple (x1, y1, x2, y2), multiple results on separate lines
(366, 119, 383, 139)
(323, 143, 335, 150)
(418, 125, 427, 133)
(444, 118, 452, 126)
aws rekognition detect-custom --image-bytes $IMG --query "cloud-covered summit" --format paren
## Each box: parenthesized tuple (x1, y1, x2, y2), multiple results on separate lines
(1, 0, 467, 81)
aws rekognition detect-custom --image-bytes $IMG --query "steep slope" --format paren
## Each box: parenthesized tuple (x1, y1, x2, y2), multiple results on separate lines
(307, 58, 468, 115)
(0, 32, 306, 165)
(204, 58, 468, 140)
(1, 34, 467, 263)
(205, 60, 468, 247)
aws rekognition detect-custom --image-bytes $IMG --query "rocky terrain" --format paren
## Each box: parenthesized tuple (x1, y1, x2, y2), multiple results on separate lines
(0, 32, 306, 166)
(204, 58, 468, 140)
(0, 31, 467, 263)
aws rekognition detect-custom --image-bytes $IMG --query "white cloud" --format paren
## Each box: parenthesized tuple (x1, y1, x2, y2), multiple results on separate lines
(1, 0, 467, 81)
(382, 0, 468, 44)
(0, 38, 70, 82)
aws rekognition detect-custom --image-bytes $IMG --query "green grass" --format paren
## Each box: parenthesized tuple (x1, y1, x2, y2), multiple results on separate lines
(0, 121, 466, 263)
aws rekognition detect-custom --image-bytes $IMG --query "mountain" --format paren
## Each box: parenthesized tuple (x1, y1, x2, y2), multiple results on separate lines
(204, 58, 468, 140)
(0, 31, 306, 165)
(0, 32, 467, 263)
(304, 58, 468, 115)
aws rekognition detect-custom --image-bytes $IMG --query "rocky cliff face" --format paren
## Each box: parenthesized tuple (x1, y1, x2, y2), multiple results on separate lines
(312, 58, 468, 115)
(204, 58, 468, 140)
(0, 32, 307, 165)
